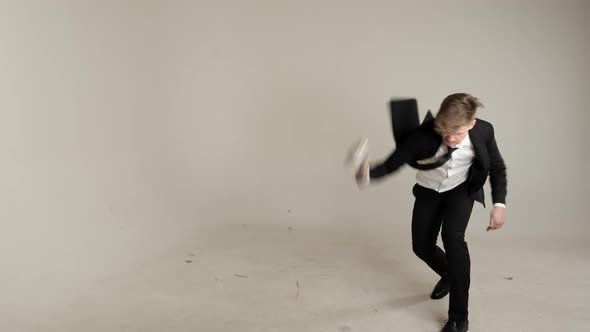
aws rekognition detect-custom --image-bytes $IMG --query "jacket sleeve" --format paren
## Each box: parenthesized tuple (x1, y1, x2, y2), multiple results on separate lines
(487, 125, 507, 205)
(369, 136, 419, 180)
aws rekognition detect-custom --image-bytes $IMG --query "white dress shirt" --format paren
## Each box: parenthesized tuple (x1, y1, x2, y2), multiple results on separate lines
(416, 133, 474, 193)
(415, 133, 506, 208)
(363, 133, 506, 208)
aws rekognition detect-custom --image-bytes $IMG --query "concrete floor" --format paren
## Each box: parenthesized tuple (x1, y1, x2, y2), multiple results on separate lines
(13, 210, 588, 332)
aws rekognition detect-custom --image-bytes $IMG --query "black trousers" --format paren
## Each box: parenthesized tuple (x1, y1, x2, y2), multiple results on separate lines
(411, 181, 475, 322)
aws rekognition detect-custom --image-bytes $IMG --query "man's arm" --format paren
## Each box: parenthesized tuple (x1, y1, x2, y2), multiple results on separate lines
(487, 124, 507, 231)
(368, 143, 414, 180)
(354, 140, 415, 188)
(487, 125, 507, 205)
(366, 126, 430, 182)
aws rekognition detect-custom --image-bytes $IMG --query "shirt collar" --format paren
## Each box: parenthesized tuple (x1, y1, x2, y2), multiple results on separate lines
(450, 133, 471, 149)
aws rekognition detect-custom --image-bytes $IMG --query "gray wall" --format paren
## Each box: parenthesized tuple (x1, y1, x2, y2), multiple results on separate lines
(0, 0, 588, 328)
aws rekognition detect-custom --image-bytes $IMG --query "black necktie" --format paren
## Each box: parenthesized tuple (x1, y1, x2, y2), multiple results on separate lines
(413, 146, 458, 170)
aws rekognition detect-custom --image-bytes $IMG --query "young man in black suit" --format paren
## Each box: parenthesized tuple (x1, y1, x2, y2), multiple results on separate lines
(355, 93, 507, 332)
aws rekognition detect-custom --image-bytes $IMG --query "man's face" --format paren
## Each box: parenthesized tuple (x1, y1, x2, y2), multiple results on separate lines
(442, 120, 476, 147)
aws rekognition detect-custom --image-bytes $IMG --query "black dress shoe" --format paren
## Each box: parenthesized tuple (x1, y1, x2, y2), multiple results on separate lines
(430, 278, 449, 299)
(441, 320, 468, 332)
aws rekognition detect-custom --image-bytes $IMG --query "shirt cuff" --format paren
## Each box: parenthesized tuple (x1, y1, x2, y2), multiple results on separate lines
(357, 162, 370, 187)
(493, 203, 506, 208)
(363, 163, 371, 186)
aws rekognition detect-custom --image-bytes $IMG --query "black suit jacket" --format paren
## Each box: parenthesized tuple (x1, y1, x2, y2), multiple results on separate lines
(369, 118, 507, 207)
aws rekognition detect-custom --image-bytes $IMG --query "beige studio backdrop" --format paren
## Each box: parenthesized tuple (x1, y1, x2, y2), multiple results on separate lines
(0, 1, 588, 331)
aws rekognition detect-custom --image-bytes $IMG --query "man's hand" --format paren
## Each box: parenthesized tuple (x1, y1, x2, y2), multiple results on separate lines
(487, 206, 506, 231)
(355, 158, 369, 188)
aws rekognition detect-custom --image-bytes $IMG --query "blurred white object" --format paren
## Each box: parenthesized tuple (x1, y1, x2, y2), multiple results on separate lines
(345, 137, 370, 189)
(345, 137, 369, 172)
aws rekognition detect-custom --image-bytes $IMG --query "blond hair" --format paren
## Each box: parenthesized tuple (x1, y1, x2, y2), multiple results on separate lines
(434, 93, 482, 134)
